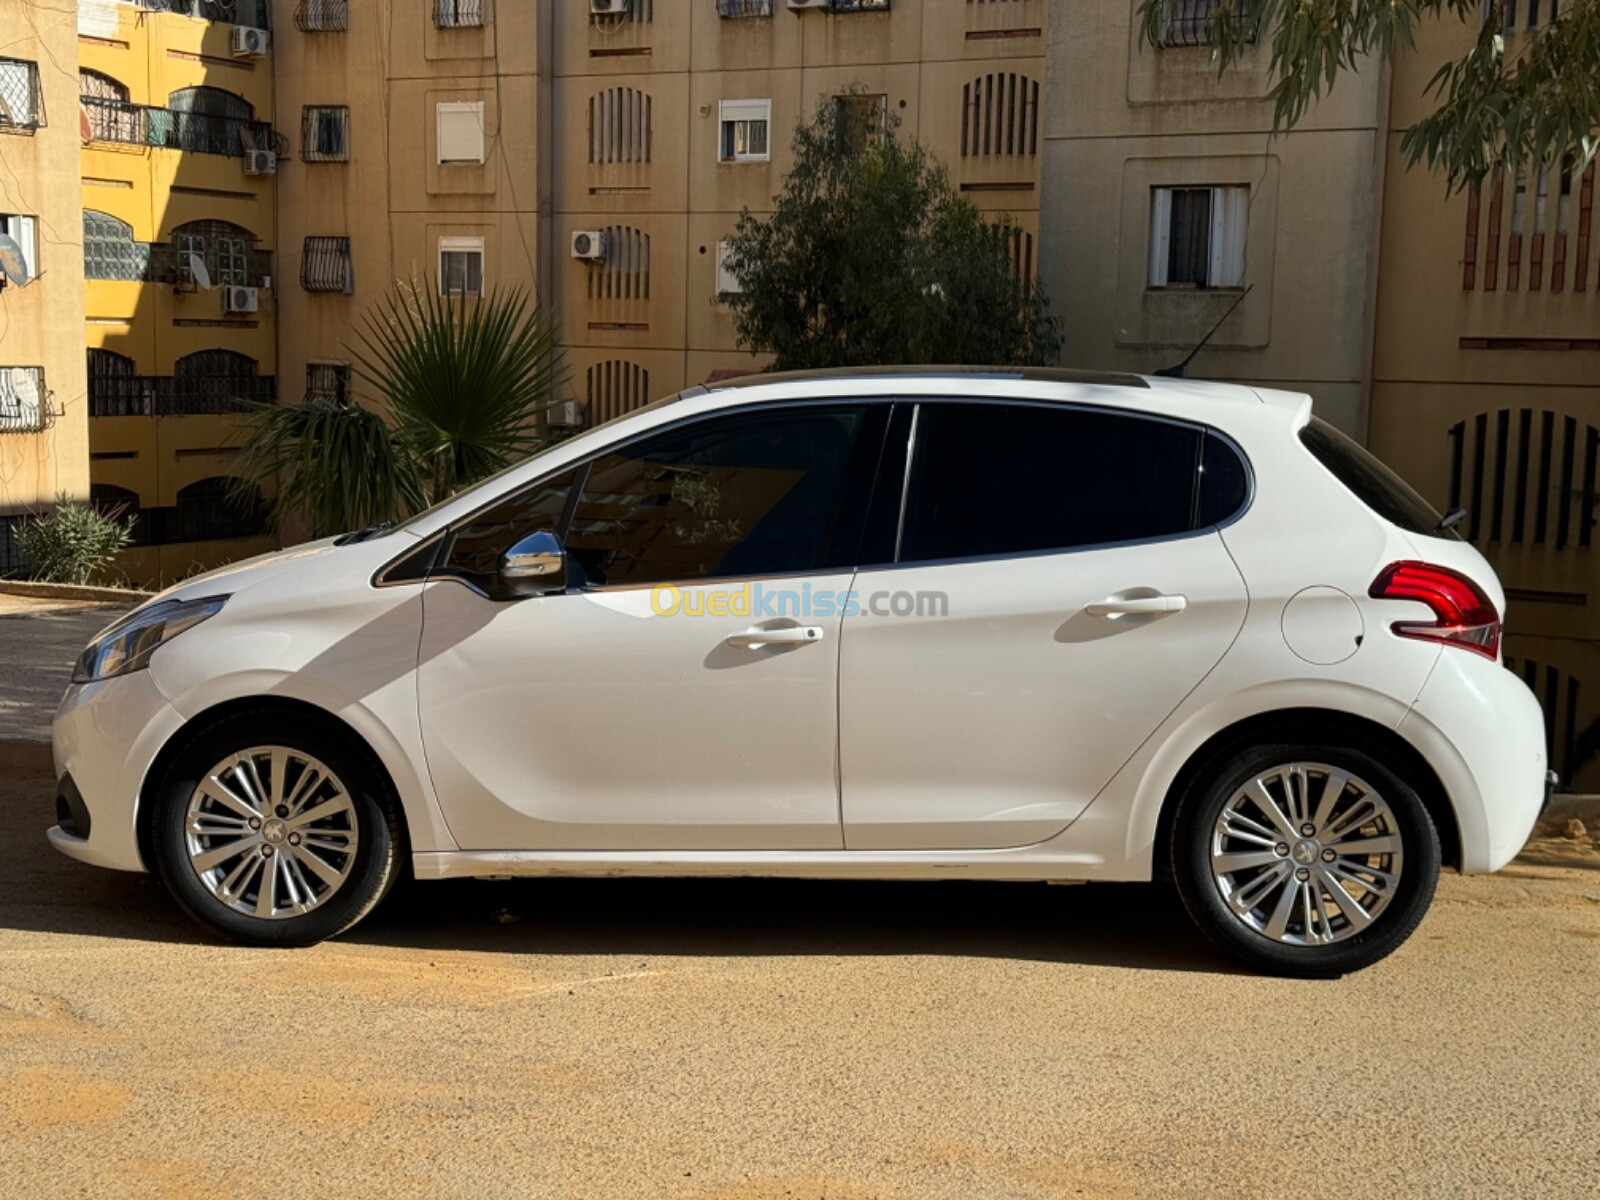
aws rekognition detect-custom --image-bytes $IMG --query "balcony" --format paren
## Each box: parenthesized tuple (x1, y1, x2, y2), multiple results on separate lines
(132, 0, 273, 28)
(82, 97, 279, 159)
(294, 0, 348, 32)
(716, 0, 773, 15)
(88, 371, 276, 419)
(435, 0, 484, 28)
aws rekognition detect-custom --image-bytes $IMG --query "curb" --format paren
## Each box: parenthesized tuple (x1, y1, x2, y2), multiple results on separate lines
(0, 580, 152, 604)
(0, 741, 53, 781)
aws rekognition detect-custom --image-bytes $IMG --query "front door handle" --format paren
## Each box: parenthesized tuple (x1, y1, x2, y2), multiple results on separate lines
(726, 626, 826, 648)
(1085, 593, 1188, 618)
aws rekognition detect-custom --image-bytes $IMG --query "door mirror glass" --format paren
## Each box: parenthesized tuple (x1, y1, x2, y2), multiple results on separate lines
(499, 530, 566, 595)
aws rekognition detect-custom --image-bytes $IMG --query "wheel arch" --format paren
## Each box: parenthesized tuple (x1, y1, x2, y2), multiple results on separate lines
(1150, 707, 1462, 877)
(136, 695, 412, 877)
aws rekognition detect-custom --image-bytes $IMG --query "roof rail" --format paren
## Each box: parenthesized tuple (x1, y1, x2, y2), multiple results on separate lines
(702, 365, 1151, 391)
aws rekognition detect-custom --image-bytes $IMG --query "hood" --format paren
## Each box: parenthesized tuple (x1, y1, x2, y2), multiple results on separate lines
(150, 537, 350, 606)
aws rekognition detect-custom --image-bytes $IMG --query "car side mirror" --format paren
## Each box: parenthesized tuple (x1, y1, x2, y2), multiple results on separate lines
(499, 530, 566, 597)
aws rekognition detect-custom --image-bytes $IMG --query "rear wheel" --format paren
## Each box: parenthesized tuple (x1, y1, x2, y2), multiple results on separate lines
(152, 711, 404, 947)
(1171, 740, 1441, 977)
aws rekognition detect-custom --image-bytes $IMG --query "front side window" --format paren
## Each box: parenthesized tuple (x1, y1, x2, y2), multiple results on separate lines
(719, 99, 771, 164)
(1149, 185, 1247, 289)
(897, 403, 1205, 563)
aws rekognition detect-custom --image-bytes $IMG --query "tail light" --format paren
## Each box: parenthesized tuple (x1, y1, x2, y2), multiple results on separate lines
(1369, 561, 1500, 660)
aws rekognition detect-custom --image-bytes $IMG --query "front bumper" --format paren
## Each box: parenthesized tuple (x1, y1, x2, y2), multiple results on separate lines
(49, 670, 187, 873)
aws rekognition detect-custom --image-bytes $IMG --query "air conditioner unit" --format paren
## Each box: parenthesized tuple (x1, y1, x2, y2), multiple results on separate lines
(232, 26, 270, 57)
(224, 284, 257, 315)
(223, 286, 260, 314)
(589, 0, 631, 13)
(244, 150, 277, 176)
(547, 400, 586, 429)
(571, 230, 607, 262)
(787, 0, 831, 10)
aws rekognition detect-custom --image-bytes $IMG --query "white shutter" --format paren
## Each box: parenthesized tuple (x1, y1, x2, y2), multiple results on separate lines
(715, 240, 742, 297)
(1210, 185, 1248, 287)
(1148, 187, 1172, 287)
(0, 215, 36, 282)
(437, 101, 485, 164)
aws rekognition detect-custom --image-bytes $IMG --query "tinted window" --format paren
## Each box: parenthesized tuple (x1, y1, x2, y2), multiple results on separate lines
(898, 403, 1201, 563)
(1198, 431, 1250, 527)
(565, 406, 872, 587)
(1300, 418, 1452, 538)
(446, 467, 580, 587)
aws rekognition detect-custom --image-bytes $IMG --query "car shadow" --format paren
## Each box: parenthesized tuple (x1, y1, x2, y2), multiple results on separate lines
(0, 782, 1242, 974)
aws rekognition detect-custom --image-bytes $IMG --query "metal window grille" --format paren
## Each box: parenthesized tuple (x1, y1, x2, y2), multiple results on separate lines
(831, 0, 891, 11)
(586, 362, 651, 426)
(1163, 0, 1254, 47)
(294, 0, 348, 31)
(0, 58, 44, 130)
(159, 351, 276, 415)
(0, 514, 28, 578)
(961, 72, 1040, 158)
(135, 0, 273, 26)
(306, 362, 351, 404)
(88, 350, 151, 417)
(588, 226, 650, 302)
(79, 70, 128, 103)
(0, 368, 47, 434)
(716, 0, 772, 14)
(589, 87, 652, 164)
(301, 236, 353, 293)
(301, 106, 350, 162)
(170, 477, 269, 544)
(435, 0, 484, 28)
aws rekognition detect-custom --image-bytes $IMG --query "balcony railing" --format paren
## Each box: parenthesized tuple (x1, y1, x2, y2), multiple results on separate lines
(0, 367, 46, 433)
(831, 0, 891, 11)
(82, 96, 277, 158)
(435, 0, 484, 28)
(1162, 0, 1254, 47)
(132, 1, 273, 28)
(716, 0, 773, 16)
(88, 373, 276, 418)
(294, 0, 347, 31)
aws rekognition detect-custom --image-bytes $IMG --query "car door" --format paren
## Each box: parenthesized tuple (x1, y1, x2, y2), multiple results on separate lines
(838, 399, 1250, 850)
(417, 401, 889, 851)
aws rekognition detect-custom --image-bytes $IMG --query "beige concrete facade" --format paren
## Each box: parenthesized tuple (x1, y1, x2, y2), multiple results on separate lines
(0, 1, 91, 570)
(1366, 17, 1600, 789)
(1037, 0, 1389, 435)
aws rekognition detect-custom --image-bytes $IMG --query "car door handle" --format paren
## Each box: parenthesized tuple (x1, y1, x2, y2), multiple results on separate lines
(1085, 594, 1188, 618)
(726, 626, 826, 648)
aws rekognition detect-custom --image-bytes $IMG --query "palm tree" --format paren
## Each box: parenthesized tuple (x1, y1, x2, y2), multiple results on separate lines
(235, 282, 568, 537)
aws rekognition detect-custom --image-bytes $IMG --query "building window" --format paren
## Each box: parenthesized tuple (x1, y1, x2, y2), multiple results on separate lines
(302, 236, 353, 293)
(961, 73, 1039, 158)
(835, 93, 887, 154)
(0, 58, 44, 130)
(163, 350, 274, 416)
(716, 0, 773, 15)
(589, 86, 653, 165)
(831, 0, 891, 11)
(83, 211, 151, 282)
(301, 106, 350, 162)
(0, 214, 37, 284)
(588, 225, 650, 302)
(434, 0, 484, 28)
(719, 99, 771, 164)
(437, 101, 485, 165)
(79, 69, 128, 103)
(439, 236, 485, 298)
(88, 350, 146, 418)
(715, 241, 742, 298)
(1163, 0, 1255, 48)
(306, 361, 351, 404)
(170, 477, 269, 544)
(0, 367, 45, 433)
(170, 220, 257, 288)
(294, 0, 348, 31)
(1148, 185, 1248, 289)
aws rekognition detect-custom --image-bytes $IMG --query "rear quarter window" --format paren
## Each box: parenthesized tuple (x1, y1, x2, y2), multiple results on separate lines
(1299, 418, 1454, 539)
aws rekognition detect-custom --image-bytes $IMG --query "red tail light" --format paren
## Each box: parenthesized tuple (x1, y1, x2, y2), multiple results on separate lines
(1369, 561, 1501, 660)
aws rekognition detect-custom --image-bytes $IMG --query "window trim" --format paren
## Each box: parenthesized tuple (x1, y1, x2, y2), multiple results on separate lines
(1148, 184, 1248, 290)
(718, 98, 771, 164)
(872, 397, 1255, 572)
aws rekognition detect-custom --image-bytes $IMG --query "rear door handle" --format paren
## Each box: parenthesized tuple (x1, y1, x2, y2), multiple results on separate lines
(1085, 594, 1188, 618)
(726, 626, 826, 648)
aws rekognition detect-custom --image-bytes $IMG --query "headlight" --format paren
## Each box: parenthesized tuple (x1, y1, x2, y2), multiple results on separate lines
(73, 595, 229, 684)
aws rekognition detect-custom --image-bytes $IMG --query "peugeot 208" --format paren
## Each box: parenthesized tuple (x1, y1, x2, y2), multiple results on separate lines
(49, 369, 1550, 975)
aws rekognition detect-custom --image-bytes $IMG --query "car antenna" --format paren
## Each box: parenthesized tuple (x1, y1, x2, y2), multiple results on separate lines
(1154, 284, 1253, 379)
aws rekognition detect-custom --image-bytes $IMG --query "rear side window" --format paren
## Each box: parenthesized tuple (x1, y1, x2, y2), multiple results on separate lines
(1299, 418, 1452, 538)
(898, 403, 1209, 563)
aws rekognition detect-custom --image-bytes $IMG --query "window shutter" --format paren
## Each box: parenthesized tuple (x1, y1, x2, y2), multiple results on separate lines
(1148, 188, 1172, 287)
(1211, 185, 1248, 287)
(437, 101, 485, 164)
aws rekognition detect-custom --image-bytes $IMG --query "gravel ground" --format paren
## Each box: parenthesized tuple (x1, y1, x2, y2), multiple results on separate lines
(1, 775, 1596, 1199)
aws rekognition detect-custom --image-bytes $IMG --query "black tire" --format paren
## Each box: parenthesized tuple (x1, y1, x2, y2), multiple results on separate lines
(1170, 738, 1441, 978)
(152, 710, 405, 947)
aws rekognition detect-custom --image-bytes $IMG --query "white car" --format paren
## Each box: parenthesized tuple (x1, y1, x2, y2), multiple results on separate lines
(49, 369, 1550, 975)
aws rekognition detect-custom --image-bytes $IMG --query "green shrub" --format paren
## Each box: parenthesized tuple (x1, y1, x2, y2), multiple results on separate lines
(15, 497, 135, 586)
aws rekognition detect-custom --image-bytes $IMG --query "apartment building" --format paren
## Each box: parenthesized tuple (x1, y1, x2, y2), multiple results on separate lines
(77, 0, 279, 584)
(1367, 9, 1600, 790)
(1037, 0, 1388, 436)
(273, 0, 1046, 429)
(0, 2, 91, 570)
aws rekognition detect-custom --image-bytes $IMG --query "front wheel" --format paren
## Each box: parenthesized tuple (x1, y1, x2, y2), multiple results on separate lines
(1170, 741, 1441, 977)
(152, 711, 404, 947)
